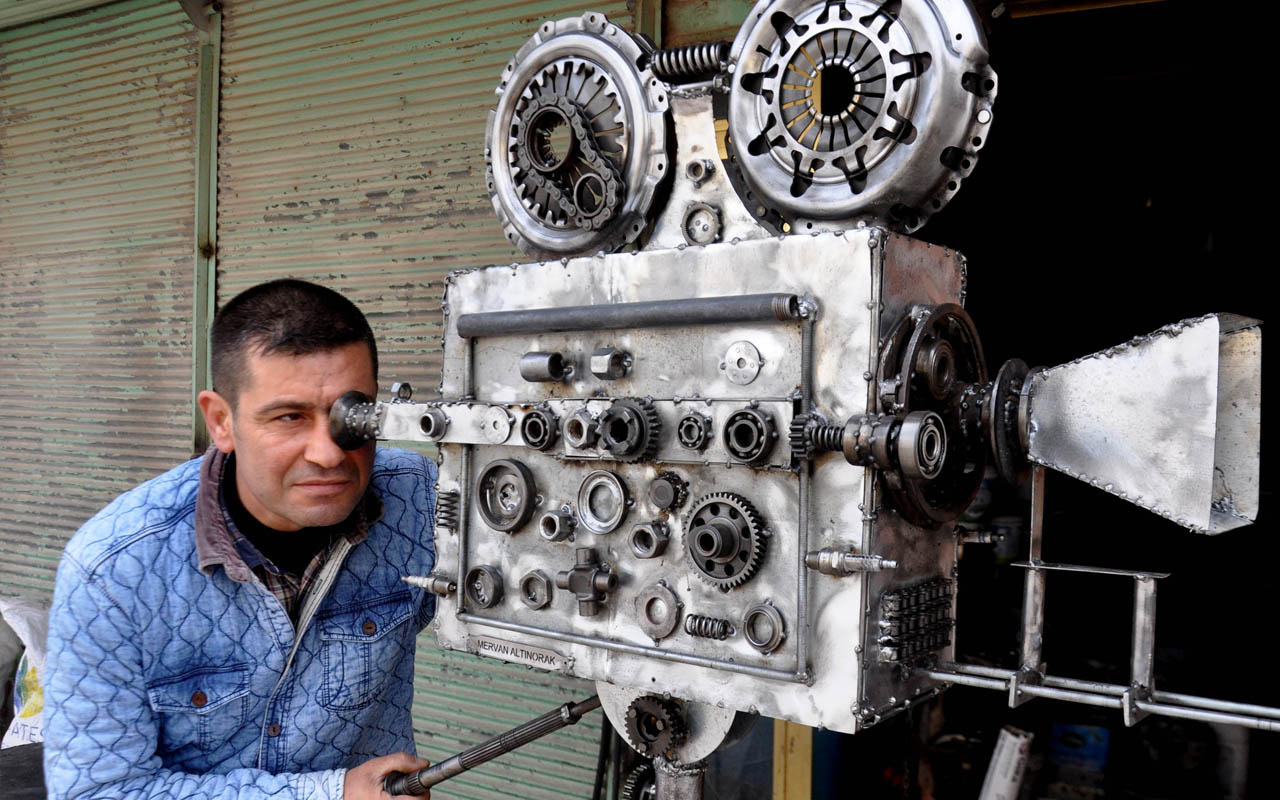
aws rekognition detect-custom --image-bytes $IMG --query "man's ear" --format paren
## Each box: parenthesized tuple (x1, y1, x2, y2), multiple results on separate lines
(197, 390, 236, 453)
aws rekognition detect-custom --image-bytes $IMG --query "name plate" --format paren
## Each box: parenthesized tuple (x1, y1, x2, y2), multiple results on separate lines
(472, 636, 568, 671)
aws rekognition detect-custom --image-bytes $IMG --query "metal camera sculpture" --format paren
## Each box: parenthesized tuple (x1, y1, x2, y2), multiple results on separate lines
(330, 2, 1265, 797)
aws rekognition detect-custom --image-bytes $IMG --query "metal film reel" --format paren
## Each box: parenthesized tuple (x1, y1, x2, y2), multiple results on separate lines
(486, 12, 672, 258)
(725, 0, 997, 233)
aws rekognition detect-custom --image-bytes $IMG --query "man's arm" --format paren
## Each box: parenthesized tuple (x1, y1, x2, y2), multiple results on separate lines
(43, 554, 420, 800)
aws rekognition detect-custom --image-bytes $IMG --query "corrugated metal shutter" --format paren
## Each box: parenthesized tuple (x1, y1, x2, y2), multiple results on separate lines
(0, 0, 198, 599)
(215, 2, 634, 797)
(0, 1, 114, 32)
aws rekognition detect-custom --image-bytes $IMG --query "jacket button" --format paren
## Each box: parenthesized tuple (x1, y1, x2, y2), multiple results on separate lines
(191, 691, 207, 708)
(362, 620, 377, 635)
(267, 723, 282, 737)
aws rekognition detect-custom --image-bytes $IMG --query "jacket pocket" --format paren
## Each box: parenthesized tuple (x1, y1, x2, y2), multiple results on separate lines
(317, 591, 414, 711)
(147, 664, 249, 752)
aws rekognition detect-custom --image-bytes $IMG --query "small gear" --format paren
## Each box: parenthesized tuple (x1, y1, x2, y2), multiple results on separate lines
(597, 397, 662, 462)
(620, 762, 656, 800)
(624, 696, 687, 759)
(684, 492, 766, 591)
(788, 413, 815, 460)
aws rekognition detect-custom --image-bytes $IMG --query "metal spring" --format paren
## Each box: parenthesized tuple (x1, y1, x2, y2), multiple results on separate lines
(650, 41, 729, 83)
(435, 490, 460, 530)
(684, 614, 734, 640)
(810, 423, 844, 453)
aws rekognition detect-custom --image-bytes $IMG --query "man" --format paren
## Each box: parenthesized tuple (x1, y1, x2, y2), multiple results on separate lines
(43, 279, 435, 799)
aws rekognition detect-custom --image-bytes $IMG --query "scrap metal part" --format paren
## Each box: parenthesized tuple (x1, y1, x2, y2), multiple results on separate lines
(725, 0, 997, 233)
(486, 12, 670, 258)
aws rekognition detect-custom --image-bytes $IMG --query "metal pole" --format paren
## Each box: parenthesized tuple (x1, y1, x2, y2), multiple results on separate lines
(383, 696, 601, 795)
(1131, 575, 1157, 692)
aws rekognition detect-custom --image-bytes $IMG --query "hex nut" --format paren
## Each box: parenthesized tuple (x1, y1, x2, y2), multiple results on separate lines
(590, 347, 631, 380)
(518, 570, 553, 609)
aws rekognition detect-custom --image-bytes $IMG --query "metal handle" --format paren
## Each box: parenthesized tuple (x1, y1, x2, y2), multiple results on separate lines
(383, 695, 601, 796)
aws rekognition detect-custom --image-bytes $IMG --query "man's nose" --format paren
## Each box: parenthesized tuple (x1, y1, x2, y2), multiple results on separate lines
(305, 416, 346, 469)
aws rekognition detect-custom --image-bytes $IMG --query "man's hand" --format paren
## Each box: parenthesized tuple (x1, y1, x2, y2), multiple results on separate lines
(345, 752, 431, 799)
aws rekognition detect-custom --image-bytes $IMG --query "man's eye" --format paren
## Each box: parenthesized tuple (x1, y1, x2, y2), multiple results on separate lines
(275, 413, 303, 423)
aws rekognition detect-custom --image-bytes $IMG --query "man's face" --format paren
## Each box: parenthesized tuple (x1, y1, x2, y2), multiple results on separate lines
(200, 342, 377, 531)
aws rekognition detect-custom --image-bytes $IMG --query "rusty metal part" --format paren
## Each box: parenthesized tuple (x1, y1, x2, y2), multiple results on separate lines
(556, 547, 619, 616)
(475, 459, 537, 532)
(630, 521, 670, 559)
(636, 582, 682, 639)
(520, 404, 560, 451)
(577, 470, 629, 534)
(685, 493, 766, 590)
(624, 696, 688, 759)
(742, 602, 786, 654)
(464, 565, 504, 609)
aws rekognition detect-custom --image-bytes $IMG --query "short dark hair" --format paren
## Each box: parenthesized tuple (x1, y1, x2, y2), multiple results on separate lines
(210, 279, 378, 406)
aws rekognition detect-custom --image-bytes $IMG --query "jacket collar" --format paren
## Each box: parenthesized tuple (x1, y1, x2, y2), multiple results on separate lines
(194, 447, 381, 581)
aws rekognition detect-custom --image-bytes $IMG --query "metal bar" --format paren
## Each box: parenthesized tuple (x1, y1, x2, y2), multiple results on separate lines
(1012, 561, 1170, 579)
(920, 670, 1007, 691)
(1044, 674, 1126, 696)
(383, 696, 602, 795)
(1021, 684, 1124, 710)
(1018, 466, 1047, 673)
(455, 293, 803, 338)
(929, 664, 1280, 727)
(457, 612, 804, 683)
(1131, 576, 1157, 690)
(1136, 700, 1280, 732)
(1151, 692, 1280, 721)
(190, 11, 221, 455)
(177, 0, 212, 32)
(794, 311, 816, 682)
(934, 661, 1014, 680)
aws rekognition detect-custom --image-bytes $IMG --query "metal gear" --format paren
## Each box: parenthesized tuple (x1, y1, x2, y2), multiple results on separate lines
(597, 397, 662, 462)
(623, 696, 688, 759)
(684, 492, 767, 591)
(725, 0, 997, 233)
(485, 12, 671, 259)
(620, 762, 656, 800)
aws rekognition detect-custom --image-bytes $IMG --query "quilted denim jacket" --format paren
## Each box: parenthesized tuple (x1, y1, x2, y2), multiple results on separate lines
(43, 448, 437, 800)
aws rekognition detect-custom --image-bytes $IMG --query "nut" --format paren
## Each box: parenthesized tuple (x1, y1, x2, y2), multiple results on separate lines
(590, 347, 631, 380)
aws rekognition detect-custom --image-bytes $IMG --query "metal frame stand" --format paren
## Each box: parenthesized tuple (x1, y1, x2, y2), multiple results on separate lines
(921, 466, 1280, 730)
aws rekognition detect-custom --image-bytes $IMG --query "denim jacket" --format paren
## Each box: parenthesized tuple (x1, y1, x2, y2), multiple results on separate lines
(43, 448, 437, 800)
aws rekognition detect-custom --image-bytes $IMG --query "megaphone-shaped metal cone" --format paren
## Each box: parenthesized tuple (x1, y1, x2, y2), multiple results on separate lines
(1024, 314, 1261, 533)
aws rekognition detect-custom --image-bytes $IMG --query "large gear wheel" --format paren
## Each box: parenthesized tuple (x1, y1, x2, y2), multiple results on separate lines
(620, 763, 656, 800)
(684, 493, 766, 591)
(724, 0, 997, 233)
(486, 12, 671, 259)
(597, 397, 662, 463)
(623, 696, 688, 759)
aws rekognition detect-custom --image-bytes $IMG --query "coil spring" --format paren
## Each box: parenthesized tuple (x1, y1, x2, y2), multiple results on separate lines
(811, 423, 845, 452)
(684, 614, 733, 640)
(435, 490, 460, 530)
(650, 42, 729, 83)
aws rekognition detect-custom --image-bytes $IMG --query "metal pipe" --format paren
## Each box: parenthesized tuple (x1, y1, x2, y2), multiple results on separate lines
(1151, 691, 1280, 721)
(456, 293, 803, 338)
(383, 695, 601, 795)
(1136, 700, 1280, 732)
(457, 612, 803, 683)
(919, 670, 1007, 691)
(928, 665, 1280, 728)
(1044, 674, 1126, 696)
(934, 661, 1014, 680)
(1020, 684, 1123, 710)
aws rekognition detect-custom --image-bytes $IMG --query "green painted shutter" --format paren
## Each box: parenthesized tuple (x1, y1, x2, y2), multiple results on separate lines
(215, 2, 635, 796)
(0, 0, 198, 598)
